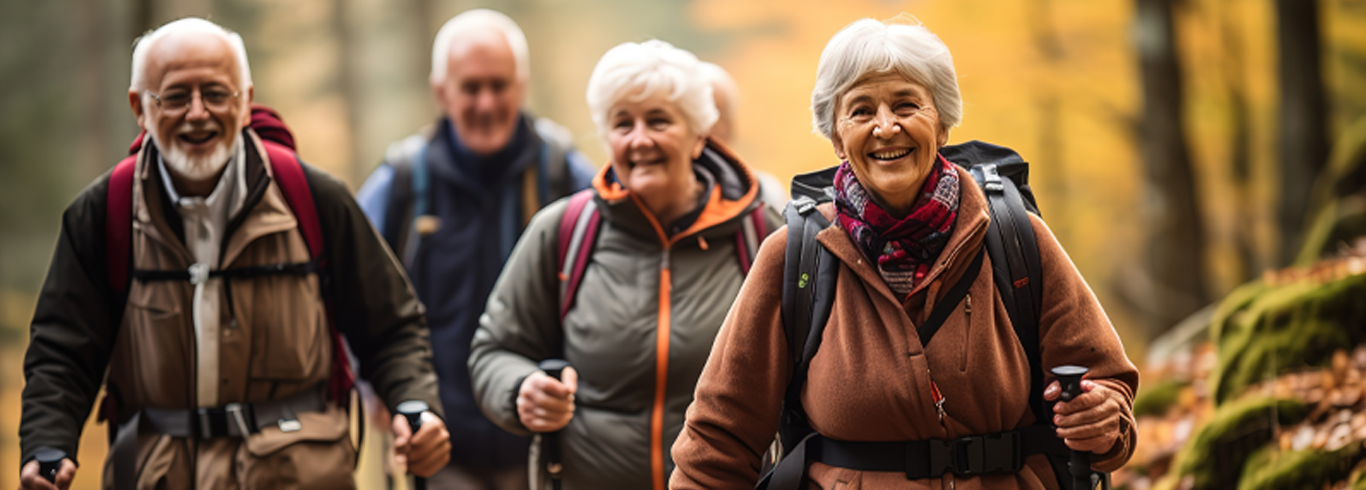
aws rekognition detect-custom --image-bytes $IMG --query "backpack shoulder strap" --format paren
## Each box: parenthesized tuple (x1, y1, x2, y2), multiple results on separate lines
(556, 190, 601, 322)
(380, 133, 428, 266)
(263, 141, 323, 259)
(106, 156, 138, 293)
(971, 163, 1046, 423)
(734, 205, 769, 274)
(776, 196, 837, 449)
(535, 117, 576, 202)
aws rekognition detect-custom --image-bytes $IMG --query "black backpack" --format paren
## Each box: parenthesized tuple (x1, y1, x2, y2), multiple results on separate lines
(761, 140, 1106, 490)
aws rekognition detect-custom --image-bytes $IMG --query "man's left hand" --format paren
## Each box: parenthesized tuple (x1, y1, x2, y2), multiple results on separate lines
(391, 411, 451, 477)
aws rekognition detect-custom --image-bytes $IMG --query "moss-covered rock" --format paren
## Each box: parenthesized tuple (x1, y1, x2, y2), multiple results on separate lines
(1133, 379, 1191, 418)
(1237, 442, 1363, 490)
(1167, 397, 1309, 489)
(1209, 272, 1366, 404)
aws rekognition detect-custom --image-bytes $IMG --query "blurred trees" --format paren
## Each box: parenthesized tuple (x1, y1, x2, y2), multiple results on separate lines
(1133, 0, 1211, 336)
(1275, 0, 1331, 266)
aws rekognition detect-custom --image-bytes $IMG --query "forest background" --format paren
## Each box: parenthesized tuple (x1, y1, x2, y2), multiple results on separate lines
(1, 0, 1363, 487)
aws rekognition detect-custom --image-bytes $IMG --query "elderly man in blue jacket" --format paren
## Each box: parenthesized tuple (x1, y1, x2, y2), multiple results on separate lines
(355, 8, 594, 490)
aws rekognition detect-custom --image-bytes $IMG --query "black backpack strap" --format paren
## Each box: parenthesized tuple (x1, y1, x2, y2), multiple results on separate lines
(969, 163, 1071, 487)
(916, 246, 985, 347)
(776, 195, 837, 453)
(972, 164, 1045, 424)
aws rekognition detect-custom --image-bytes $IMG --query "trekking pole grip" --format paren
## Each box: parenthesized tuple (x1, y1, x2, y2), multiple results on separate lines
(396, 400, 430, 490)
(1051, 365, 1094, 490)
(34, 448, 65, 483)
(539, 359, 572, 489)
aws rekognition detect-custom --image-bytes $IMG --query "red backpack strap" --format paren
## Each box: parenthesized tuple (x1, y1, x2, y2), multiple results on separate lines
(260, 141, 354, 403)
(262, 141, 323, 259)
(557, 190, 601, 322)
(734, 206, 768, 275)
(106, 156, 138, 292)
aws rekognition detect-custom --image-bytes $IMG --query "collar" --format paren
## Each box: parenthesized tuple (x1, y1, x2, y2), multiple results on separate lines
(157, 135, 247, 214)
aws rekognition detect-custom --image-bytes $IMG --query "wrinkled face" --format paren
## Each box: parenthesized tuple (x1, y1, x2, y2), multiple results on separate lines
(831, 72, 947, 215)
(131, 31, 251, 183)
(434, 29, 525, 156)
(606, 90, 707, 199)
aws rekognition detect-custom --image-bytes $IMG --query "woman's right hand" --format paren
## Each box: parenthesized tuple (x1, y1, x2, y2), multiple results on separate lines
(517, 366, 579, 432)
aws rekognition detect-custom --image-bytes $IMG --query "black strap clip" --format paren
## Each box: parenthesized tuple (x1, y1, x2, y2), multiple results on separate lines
(196, 403, 258, 438)
(921, 432, 1022, 479)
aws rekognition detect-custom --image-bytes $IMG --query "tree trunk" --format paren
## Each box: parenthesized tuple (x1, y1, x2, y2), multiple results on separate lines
(1220, 1, 1259, 282)
(1275, 0, 1330, 265)
(1133, 0, 1210, 336)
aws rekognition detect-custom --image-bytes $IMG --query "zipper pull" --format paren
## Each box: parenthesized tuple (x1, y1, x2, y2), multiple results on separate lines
(964, 293, 971, 314)
(931, 380, 946, 422)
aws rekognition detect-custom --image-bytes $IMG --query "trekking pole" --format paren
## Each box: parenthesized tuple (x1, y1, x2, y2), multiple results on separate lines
(396, 400, 430, 490)
(539, 359, 572, 490)
(1051, 366, 1095, 490)
(34, 448, 65, 483)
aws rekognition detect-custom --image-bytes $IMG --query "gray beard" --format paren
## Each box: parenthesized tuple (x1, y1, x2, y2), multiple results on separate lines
(150, 130, 234, 182)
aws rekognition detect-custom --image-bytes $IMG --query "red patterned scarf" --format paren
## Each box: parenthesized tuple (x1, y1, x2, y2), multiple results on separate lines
(833, 155, 960, 296)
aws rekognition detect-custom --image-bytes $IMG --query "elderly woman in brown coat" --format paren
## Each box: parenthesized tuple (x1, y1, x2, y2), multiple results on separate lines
(670, 18, 1138, 490)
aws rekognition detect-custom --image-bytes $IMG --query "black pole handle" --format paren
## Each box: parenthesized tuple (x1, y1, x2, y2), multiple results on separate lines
(396, 400, 430, 490)
(34, 448, 65, 483)
(540, 358, 571, 381)
(1051, 365, 1095, 490)
(538, 359, 572, 490)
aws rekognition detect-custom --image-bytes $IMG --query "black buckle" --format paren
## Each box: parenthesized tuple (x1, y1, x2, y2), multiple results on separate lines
(195, 403, 257, 439)
(196, 407, 228, 438)
(923, 433, 1021, 478)
(982, 431, 1023, 473)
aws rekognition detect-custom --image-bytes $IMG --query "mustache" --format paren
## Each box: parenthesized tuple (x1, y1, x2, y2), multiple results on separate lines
(176, 120, 223, 134)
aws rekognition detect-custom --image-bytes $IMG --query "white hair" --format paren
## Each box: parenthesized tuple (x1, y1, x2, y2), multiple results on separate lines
(430, 9, 530, 84)
(810, 18, 962, 139)
(586, 40, 718, 136)
(129, 17, 252, 92)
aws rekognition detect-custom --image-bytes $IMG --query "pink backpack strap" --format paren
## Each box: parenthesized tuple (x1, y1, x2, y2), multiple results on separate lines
(263, 141, 323, 259)
(557, 190, 601, 321)
(261, 142, 354, 404)
(106, 156, 138, 292)
(734, 206, 768, 275)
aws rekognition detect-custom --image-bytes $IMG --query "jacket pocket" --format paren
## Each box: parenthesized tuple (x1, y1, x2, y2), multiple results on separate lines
(120, 287, 191, 407)
(236, 404, 356, 489)
(247, 276, 328, 381)
(106, 433, 192, 490)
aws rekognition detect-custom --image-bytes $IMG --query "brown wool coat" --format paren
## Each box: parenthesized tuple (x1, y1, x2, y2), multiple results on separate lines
(670, 166, 1138, 490)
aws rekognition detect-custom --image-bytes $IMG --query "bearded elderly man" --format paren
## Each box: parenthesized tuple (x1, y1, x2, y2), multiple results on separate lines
(355, 8, 594, 490)
(18, 17, 448, 490)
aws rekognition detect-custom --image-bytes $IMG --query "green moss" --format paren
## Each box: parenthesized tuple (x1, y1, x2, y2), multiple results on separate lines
(1238, 442, 1363, 490)
(1168, 397, 1308, 490)
(1132, 379, 1190, 418)
(1209, 272, 1366, 404)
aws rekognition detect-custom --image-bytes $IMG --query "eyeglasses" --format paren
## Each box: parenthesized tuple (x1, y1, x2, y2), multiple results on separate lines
(146, 87, 240, 114)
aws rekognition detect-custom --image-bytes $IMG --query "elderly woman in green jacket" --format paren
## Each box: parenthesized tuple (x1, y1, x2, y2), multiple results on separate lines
(468, 39, 781, 490)
(670, 18, 1138, 490)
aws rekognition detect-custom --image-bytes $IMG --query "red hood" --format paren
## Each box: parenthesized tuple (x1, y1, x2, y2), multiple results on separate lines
(126, 104, 297, 156)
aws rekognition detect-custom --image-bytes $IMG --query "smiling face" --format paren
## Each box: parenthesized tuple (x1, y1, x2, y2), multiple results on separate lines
(130, 31, 251, 188)
(606, 90, 707, 223)
(433, 28, 525, 156)
(831, 72, 947, 216)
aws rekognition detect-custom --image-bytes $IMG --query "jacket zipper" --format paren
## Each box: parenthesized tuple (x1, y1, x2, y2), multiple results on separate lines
(651, 248, 672, 490)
